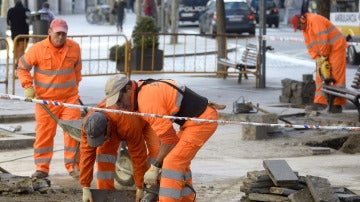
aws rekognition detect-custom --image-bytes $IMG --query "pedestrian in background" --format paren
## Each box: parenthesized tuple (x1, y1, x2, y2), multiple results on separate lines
(290, 13, 347, 113)
(111, 0, 126, 32)
(104, 74, 223, 201)
(6, 0, 30, 67)
(38, 2, 55, 24)
(80, 99, 160, 202)
(17, 18, 82, 180)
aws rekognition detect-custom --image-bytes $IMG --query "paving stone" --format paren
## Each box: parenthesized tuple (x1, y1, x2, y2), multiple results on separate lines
(263, 160, 298, 187)
(305, 175, 340, 202)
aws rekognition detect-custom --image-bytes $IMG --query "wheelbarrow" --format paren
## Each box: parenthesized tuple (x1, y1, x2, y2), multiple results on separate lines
(39, 103, 134, 187)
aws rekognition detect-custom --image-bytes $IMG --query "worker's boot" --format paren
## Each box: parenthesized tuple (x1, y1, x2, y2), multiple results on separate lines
(31, 170, 49, 179)
(329, 105, 342, 113)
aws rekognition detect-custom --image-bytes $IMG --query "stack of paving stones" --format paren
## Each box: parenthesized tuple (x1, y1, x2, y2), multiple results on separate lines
(279, 74, 315, 105)
(240, 160, 360, 202)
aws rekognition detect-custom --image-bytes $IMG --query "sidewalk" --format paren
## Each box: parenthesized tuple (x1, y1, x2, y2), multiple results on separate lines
(0, 14, 359, 199)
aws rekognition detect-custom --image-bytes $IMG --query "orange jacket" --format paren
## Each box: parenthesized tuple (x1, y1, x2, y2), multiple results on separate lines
(137, 80, 181, 145)
(79, 99, 154, 189)
(303, 13, 347, 59)
(17, 36, 82, 100)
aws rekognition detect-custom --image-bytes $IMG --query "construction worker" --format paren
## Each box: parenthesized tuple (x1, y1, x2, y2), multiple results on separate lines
(80, 99, 160, 202)
(290, 13, 347, 113)
(104, 74, 222, 201)
(17, 19, 82, 179)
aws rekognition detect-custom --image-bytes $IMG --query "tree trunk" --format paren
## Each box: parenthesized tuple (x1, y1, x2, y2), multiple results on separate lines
(170, 0, 178, 44)
(316, 0, 330, 19)
(216, 0, 227, 76)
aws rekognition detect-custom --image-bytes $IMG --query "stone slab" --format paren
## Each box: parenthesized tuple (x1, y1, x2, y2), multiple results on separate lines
(263, 160, 298, 187)
(305, 175, 340, 202)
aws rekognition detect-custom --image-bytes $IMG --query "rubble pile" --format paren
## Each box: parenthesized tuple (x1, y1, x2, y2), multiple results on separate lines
(240, 160, 360, 202)
(0, 173, 52, 195)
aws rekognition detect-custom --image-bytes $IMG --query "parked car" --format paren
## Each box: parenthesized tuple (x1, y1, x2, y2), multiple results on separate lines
(199, 0, 256, 35)
(250, 0, 279, 28)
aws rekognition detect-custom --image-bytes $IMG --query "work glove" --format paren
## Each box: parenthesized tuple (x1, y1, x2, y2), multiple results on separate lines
(135, 188, 144, 202)
(82, 187, 93, 202)
(24, 87, 35, 99)
(144, 164, 161, 185)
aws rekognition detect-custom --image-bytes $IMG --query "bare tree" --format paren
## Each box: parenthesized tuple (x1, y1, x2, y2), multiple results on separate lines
(316, 0, 330, 19)
(170, 0, 178, 44)
(216, 0, 227, 75)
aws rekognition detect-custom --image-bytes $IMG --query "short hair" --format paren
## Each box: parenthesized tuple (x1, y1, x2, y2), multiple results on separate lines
(43, 2, 50, 8)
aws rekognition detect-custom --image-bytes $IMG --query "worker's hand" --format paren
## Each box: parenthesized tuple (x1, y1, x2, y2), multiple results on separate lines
(135, 188, 144, 202)
(24, 87, 35, 99)
(144, 164, 161, 185)
(82, 187, 93, 202)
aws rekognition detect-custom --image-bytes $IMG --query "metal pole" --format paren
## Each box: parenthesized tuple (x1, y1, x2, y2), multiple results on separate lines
(258, 0, 266, 88)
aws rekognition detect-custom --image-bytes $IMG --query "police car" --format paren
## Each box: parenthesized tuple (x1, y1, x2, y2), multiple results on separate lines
(166, 0, 209, 24)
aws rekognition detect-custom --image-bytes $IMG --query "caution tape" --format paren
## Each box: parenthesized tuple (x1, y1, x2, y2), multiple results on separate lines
(262, 35, 360, 47)
(1, 93, 360, 131)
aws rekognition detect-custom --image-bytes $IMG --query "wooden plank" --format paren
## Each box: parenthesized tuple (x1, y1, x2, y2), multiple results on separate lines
(263, 160, 299, 187)
(305, 175, 340, 202)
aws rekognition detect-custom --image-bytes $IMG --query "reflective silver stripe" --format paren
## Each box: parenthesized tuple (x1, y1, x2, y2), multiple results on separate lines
(20, 56, 32, 69)
(34, 80, 76, 89)
(96, 154, 117, 163)
(184, 171, 192, 180)
(159, 187, 181, 199)
(34, 158, 51, 164)
(64, 158, 80, 164)
(97, 171, 115, 180)
(315, 25, 336, 37)
(316, 83, 322, 88)
(34, 147, 53, 154)
(181, 186, 193, 197)
(34, 66, 74, 75)
(315, 91, 325, 96)
(64, 146, 78, 153)
(161, 168, 183, 181)
(307, 30, 343, 50)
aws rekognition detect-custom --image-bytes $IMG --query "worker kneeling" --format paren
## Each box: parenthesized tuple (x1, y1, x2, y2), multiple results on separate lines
(80, 99, 160, 202)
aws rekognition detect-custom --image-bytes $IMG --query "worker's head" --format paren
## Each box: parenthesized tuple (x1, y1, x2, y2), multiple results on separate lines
(84, 112, 108, 147)
(42, 2, 50, 8)
(49, 19, 68, 48)
(105, 74, 131, 109)
(290, 14, 306, 32)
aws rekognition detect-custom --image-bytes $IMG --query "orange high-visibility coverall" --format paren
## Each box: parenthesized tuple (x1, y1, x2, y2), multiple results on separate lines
(302, 13, 347, 106)
(17, 36, 82, 174)
(137, 80, 218, 202)
(79, 99, 160, 189)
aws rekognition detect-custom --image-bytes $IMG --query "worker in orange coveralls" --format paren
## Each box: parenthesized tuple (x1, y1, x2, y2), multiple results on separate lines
(17, 19, 82, 179)
(104, 74, 223, 202)
(290, 13, 347, 113)
(80, 99, 160, 202)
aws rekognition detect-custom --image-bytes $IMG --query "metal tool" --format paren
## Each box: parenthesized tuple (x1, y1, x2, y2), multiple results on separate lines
(245, 102, 292, 125)
(233, 96, 257, 114)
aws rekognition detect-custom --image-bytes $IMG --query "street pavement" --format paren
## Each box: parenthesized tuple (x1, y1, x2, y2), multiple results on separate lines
(0, 13, 359, 197)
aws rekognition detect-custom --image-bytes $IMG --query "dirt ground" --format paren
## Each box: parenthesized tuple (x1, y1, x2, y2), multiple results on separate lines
(0, 115, 360, 202)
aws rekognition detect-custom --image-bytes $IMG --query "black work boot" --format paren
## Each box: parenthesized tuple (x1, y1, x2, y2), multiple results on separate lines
(31, 170, 49, 179)
(329, 105, 342, 113)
